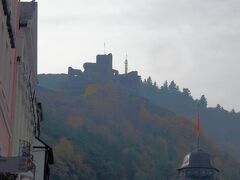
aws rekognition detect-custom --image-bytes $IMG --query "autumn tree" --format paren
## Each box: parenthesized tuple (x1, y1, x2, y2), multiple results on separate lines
(51, 138, 96, 180)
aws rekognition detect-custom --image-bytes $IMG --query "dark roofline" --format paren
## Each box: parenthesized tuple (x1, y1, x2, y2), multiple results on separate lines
(34, 137, 54, 164)
(177, 166, 219, 172)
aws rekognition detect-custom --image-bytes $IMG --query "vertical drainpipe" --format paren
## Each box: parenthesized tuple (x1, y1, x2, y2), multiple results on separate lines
(9, 0, 20, 156)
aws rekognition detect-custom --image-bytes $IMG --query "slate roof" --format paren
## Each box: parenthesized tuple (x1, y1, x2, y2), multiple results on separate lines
(178, 149, 219, 171)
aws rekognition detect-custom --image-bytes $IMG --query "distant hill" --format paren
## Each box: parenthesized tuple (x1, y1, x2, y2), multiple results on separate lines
(37, 76, 240, 179)
(38, 73, 240, 160)
(140, 79, 240, 159)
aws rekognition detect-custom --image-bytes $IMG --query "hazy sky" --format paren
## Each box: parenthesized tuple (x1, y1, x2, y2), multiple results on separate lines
(37, 0, 240, 111)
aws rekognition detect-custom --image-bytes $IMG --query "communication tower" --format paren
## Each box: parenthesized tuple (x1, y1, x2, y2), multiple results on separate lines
(125, 54, 128, 74)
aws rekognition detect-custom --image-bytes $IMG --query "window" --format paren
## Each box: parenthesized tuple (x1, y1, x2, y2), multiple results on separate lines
(182, 154, 190, 167)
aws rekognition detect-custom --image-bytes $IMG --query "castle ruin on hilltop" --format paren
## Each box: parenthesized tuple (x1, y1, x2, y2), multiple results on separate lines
(67, 53, 141, 94)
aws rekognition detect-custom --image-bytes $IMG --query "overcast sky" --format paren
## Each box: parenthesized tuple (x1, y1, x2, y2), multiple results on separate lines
(37, 0, 240, 111)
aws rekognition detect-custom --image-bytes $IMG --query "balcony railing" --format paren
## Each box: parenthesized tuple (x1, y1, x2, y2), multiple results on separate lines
(19, 140, 31, 158)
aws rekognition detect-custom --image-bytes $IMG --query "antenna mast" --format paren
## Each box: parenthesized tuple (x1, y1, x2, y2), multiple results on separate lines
(125, 54, 128, 74)
(104, 42, 106, 54)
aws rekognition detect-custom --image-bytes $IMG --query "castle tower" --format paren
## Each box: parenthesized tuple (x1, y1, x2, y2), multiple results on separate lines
(96, 53, 113, 70)
(177, 112, 219, 180)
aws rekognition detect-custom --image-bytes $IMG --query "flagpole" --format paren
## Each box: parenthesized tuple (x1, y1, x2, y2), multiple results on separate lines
(196, 101, 201, 151)
(197, 111, 200, 151)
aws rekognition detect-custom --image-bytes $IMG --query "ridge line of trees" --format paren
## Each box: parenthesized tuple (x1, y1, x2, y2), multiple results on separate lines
(142, 77, 236, 114)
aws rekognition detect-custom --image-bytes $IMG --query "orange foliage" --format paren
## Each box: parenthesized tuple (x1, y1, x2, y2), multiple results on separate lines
(68, 115, 86, 128)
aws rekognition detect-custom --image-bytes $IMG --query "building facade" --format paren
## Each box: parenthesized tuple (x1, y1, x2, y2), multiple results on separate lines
(0, 0, 19, 158)
(0, 0, 53, 179)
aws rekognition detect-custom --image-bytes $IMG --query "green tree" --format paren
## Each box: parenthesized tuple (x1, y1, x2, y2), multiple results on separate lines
(199, 95, 207, 108)
(153, 81, 158, 88)
(169, 81, 179, 92)
(183, 88, 191, 97)
(147, 76, 153, 86)
(161, 80, 168, 90)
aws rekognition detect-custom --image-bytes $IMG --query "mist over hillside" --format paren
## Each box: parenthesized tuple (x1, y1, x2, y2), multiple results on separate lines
(38, 72, 240, 160)
(140, 78, 240, 159)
